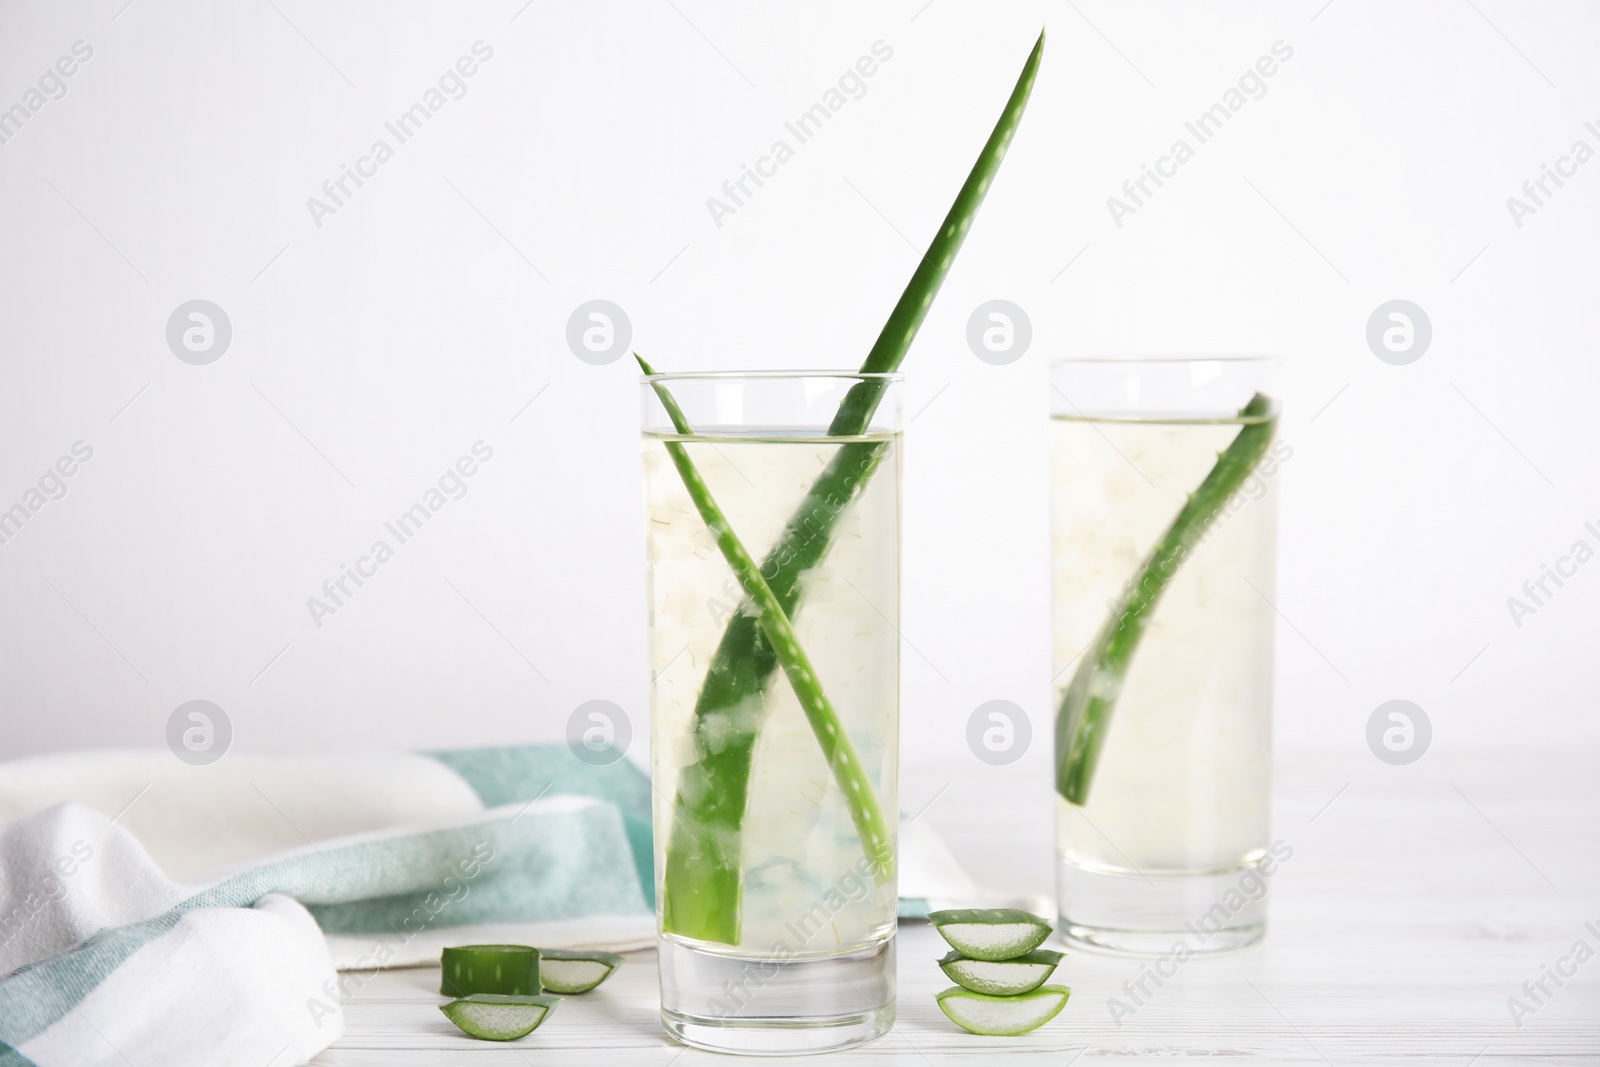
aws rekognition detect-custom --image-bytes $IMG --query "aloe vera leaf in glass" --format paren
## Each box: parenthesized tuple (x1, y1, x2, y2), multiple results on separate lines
(640, 361, 896, 895)
(657, 29, 1046, 946)
(1053, 393, 1278, 806)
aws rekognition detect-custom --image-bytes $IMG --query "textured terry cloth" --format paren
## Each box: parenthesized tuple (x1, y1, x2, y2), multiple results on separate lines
(0, 745, 654, 1066)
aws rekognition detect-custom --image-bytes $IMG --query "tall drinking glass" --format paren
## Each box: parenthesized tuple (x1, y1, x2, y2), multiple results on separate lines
(1050, 357, 1283, 956)
(642, 371, 902, 1053)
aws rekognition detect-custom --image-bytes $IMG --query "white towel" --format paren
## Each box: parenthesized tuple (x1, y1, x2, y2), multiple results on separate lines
(0, 744, 1004, 1066)
(0, 746, 655, 1067)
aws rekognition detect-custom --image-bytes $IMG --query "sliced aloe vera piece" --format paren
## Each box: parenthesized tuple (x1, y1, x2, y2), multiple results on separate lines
(536, 949, 625, 994)
(439, 994, 561, 1041)
(928, 908, 1053, 961)
(938, 948, 1063, 996)
(936, 984, 1071, 1036)
(440, 944, 541, 997)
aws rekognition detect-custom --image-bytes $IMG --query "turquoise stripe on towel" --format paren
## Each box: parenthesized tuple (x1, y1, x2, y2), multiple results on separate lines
(426, 744, 655, 908)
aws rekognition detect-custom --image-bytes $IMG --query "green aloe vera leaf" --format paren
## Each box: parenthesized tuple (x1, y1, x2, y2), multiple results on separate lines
(655, 29, 1046, 947)
(655, 428, 894, 943)
(641, 357, 896, 893)
(438, 994, 560, 1041)
(1055, 393, 1279, 805)
(938, 948, 1063, 996)
(536, 949, 625, 994)
(928, 908, 1054, 961)
(832, 28, 1046, 424)
(439, 944, 540, 997)
(935, 984, 1071, 1036)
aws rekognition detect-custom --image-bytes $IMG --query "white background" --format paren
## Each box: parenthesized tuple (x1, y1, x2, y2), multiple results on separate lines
(1, 0, 1596, 786)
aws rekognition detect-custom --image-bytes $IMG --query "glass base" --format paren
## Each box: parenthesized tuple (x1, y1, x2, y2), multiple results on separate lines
(1057, 856, 1267, 957)
(658, 935, 895, 1055)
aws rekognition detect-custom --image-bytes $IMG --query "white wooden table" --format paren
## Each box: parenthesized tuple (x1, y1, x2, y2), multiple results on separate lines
(315, 751, 1599, 1065)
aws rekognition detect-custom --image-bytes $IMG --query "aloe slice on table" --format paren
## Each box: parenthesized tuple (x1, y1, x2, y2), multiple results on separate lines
(439, 944, 540, 997)
(1055, 393, 1279, 805)
(439, 994, 561, 1041)
(656, 28, 1047, 947)
(938, 948, 1063, 996)
(928, 908, 1053, 961)
(536, 949, 625, 994)
(935, 984, 1071, 1036)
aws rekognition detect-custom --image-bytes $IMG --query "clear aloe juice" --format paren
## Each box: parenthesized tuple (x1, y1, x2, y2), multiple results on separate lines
(644, 431, 901, 954)
(1049, 356, 1283, 956)
(640, 373, 903, 1056)
(1052, 414, 1278, 869)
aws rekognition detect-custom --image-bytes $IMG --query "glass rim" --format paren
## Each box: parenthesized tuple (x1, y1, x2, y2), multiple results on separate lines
(640, 370, 905, 384)
(1050, 355, 1281, 366)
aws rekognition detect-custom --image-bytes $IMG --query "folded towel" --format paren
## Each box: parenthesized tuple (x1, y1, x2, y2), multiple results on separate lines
(0, 745, 655, 910)
(0, 744, 1005, 1066)
(0, 745, 655, 1067)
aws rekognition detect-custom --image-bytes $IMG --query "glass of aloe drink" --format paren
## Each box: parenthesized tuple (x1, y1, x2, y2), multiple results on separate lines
(1051, 357, 1285, 956)
(643, 371, 903, 1053)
